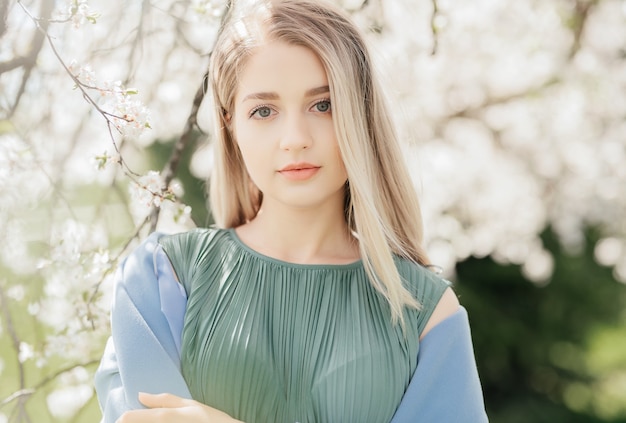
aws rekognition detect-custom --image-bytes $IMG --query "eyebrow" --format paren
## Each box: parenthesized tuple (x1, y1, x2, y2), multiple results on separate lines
(241, 85, 330, 102)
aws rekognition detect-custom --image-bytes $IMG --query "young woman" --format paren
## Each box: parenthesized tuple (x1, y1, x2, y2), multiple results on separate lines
(95, 1, 488, 422)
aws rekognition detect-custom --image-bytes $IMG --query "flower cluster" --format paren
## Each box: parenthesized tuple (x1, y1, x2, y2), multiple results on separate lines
(67, 61, 152, 140)
(129, 171, 167, 209)
(66, 0, 100, 28)
(111, 91, 152, 139)
(33, 220, 113, 363)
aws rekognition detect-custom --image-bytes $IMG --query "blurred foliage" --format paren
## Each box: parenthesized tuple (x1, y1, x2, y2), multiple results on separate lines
(0, 270, 103, 422)
(455, 228, 626, 423)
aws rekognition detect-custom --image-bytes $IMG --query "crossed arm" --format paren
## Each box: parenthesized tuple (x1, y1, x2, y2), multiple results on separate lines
(115, 392, 241, 423)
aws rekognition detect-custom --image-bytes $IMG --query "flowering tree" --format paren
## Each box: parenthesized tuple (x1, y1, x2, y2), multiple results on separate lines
(0, 0, 625, 421)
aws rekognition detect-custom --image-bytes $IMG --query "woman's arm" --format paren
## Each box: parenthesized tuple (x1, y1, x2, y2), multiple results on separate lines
(115, 393, 243, 423)
(95, 233, 245, 423)
(391, 296, 489, 422)
(94, 233, 192, 422)
(420, 287, 460, 340)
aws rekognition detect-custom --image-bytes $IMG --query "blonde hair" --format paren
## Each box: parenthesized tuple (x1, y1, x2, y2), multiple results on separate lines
(209, 0, 431, 325)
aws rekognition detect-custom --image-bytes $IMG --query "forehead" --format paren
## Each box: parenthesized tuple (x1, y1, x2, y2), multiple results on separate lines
(235, 41, 329, 101)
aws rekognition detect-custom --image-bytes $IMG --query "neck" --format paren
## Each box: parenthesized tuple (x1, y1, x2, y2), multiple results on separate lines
(236, 199, 359, 265)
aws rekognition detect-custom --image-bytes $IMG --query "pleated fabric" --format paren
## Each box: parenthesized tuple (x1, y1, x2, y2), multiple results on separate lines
(159, 228, 449, 423)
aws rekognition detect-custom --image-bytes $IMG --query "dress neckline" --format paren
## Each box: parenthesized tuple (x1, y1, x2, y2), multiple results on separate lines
(225, 227, 363, 271)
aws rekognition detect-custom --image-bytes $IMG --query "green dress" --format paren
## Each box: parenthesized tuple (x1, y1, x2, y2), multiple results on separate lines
(159, 228, 449, 423)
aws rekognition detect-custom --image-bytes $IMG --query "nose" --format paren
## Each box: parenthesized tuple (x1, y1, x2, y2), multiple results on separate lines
(279, 112, 312, 151)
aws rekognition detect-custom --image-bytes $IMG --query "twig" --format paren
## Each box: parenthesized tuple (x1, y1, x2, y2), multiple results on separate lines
(430, 0, 439, 55)
(148, 0, 233, 231)
(0, 0, 9, 39)
(32, 359, 100, 391)
(0, 359, 99, 411)
(2, 0, 54, 118)
(16, 0, 142, 181)
(0, 285, 31, 421)
(0, 285, 26, 392)
(568, 0, 597, 59)
(86, 215, 151, 313)
(149, 72, 207, 233)
(124, 0, 151, 85)
(162, 73, 207, 187)
(1, 0, 53, 75)
(446, 76, 559, 120)
(0, 389, 35, 409)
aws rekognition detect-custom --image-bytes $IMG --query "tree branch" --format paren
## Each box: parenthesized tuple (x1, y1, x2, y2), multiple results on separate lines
(0, 284, 31, 421)
(430, 0, 440, 55)
(0, 285, 26, 393)
(124, 0, 151, 85)
(0, 0, 54, 76)
(149, 0, 233, 231)
(445, 76, 559, 120)
(2, 0, 54, 118)
(162, 74, 207, 187)
(567, 0, 597, 59)
(0, 0, 8, 39)
(149, 70, 208, 233)
(0, 389, 35, 409)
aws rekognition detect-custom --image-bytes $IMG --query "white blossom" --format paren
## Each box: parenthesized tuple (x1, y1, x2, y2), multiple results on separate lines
(65, 0, 100, 28)
(67, 61, 97, 87)
(111, 94, 152, 140)
(6, 285, 25, 302)
(66, 62, 152, 140)
(157, 201, 194, 234)
(130, 170, 165, 208)
(18, 342, 34, 363)
(46, 384, 93, 419)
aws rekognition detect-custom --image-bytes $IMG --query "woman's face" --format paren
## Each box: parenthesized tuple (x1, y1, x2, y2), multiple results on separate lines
(231, 41, 348, 213)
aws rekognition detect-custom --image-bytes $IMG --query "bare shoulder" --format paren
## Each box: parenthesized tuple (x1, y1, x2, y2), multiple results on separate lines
(419, 287, 460, 340)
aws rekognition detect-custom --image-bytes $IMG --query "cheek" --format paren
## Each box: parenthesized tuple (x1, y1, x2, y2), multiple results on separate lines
(233, 114, 259, 146)
(236, 137, 266, 170)
(331, 139, 347, 173)
(232, 119, 253, 155)
(232, 124, 266, 182)
(234, 119, 278, 168)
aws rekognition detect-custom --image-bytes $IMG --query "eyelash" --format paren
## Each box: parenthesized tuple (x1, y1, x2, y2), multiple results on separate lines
(249, 104, 275, 119)
(312, 98, 332, 113)
(248, 98, 332, 119)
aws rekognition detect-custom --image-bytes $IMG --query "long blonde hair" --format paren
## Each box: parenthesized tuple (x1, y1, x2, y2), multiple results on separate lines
(209, 0, 431, 325)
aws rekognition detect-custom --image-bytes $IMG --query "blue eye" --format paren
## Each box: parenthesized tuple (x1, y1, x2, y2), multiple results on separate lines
(251, 106, 273, 119)
(314, 100, 331, 113)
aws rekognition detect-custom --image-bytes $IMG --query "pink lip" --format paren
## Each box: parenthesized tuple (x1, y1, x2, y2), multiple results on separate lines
(279, 162, 319, 172)
(278, 162, 320, 181)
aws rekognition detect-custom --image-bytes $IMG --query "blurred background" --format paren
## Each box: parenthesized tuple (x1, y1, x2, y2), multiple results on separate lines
(1, 0, 625, 421)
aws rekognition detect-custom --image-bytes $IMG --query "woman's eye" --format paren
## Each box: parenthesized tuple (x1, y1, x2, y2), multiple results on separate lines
(251, 106, 273, 119)
(313, 100, 331, 113)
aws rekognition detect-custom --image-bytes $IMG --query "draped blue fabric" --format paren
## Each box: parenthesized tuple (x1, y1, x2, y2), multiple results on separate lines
(95, 232, 488, 422)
